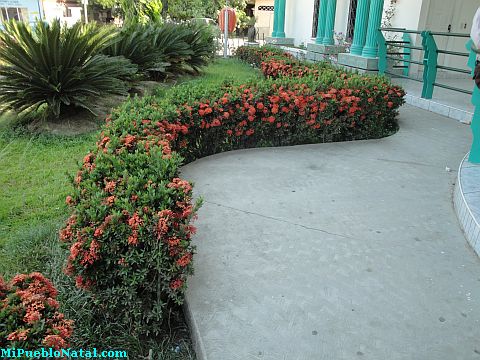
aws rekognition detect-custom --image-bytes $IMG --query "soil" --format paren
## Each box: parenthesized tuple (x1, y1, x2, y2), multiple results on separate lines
(25, 81, 169, 136)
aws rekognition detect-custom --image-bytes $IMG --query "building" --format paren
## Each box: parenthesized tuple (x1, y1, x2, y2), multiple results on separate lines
(0, 0, 43, 25)
(267, 0, 478, 75)
(41, 0, 82, 26)
(248, 0, 275, 40)
(0, 0, 83, 27)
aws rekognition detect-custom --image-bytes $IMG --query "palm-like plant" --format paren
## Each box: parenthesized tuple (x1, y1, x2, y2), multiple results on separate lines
(104, 22, 215, 80)
(0, 20, 137, 119)
(103, 24, 170, 77)
(181, 23, 216, 74)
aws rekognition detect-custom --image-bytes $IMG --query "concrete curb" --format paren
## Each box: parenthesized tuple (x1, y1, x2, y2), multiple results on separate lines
(183, 296, 207, 360)
(454, 152, 480, 256)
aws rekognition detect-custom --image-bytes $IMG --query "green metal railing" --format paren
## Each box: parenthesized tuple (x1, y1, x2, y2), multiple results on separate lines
(378, 28, 480, 163)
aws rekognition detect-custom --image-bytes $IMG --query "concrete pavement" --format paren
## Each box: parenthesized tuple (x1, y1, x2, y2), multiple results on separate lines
(182, 104, 480, 360)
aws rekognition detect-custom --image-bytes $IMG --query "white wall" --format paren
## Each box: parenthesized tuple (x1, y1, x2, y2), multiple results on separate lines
(421, 0, 478, 75)
(255, 0, 275, 39)
(388, 0, 423, 31)
(284, 0, 353, 46)
(285, 0, 316, 46)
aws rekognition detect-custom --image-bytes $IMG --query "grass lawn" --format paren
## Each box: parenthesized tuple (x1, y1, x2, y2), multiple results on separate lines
(0, 58, 258, 260)
(0, 58, 259, 359)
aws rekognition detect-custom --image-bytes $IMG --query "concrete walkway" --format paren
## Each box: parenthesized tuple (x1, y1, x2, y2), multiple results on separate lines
(182, 105, 480, 360)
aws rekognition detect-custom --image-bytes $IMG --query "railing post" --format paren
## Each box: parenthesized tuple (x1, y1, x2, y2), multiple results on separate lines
(403, 33, 412, 77)
(421, 31, 438, 99)
(377, 30, 387, 74)
(467, 39, 480, 163)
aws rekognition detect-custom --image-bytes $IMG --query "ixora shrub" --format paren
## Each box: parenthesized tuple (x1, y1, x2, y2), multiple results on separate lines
(0, 20, 136, 119)
(107, 68, 405, 164)
(0, 273, 74, 350)
(60, 134, 200, 336)
(234, 45, 289, 67)
(61, 51, 405, 336)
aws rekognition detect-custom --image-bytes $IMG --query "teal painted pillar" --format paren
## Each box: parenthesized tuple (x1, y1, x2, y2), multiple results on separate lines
(322, 0, 337, 45)
(467, 39, 480, 163)
(315, 0, 328, 44)
(272, 0, 279, 37)
(361, 0, 384, 58)
(276, 0, 286, 38)
(349, 0, 370, 55)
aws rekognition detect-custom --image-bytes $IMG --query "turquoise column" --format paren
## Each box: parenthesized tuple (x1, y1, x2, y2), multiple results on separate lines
(276, 0, 286, 38)
(322, 0, 337, 46)
(349, 0, 370, 55)
(467, 39, 480, 163)
(272, 0, 279, 37)
(315, 0, 328, 44)
(361, 0, 385, 58)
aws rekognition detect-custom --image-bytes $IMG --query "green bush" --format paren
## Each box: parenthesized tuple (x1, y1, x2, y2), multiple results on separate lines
(104, 22, 215, 80)
(61, 54, 405, 338)
(0, 20, 137, 119)
(60, 136, 200, 336)
(0, 272, 74, 351)
(234, 45, 288, 67)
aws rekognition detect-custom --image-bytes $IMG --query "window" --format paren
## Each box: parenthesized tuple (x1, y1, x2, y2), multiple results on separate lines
(312, 0, 320, 38)
(258, 6, 274, 11)
(346, 0, 358, 40)
(0, 7, 29, 23)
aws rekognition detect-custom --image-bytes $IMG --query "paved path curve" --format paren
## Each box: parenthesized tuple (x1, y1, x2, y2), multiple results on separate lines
(182, 105, 480, 360)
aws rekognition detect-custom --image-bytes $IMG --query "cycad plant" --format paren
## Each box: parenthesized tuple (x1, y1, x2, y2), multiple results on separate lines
(0, 20, 137, 120)
(103, 23, 171, 78)
(181, 23, 216, 74)
(104, 22, 215, 80)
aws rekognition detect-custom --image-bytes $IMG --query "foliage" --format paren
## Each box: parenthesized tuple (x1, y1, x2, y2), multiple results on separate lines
(0, 130, 96, 248)
(0, 20, 137, 119)
(0, 272, 74, 350)
(0, 60, 254, 359)
(60, 134, 200, 336)
(103, 23, 171, 78)
(60, 50, 404, 338)
(104, 22, 215, 79)
(234, 45, 290, 67)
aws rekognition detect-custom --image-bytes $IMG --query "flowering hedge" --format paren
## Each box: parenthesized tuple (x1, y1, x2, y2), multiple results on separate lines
(0, 273, 73, 350)
(234, 45, 289, 67)
(60, 134, 200, 335)
(61, 50, 405, 335)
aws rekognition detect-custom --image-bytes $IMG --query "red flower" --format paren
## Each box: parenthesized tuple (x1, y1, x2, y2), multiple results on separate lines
(226, 129, 233, 136)
(245, 129, 255, 136)
(43, 335, 67, 350)
(177, 253, 192, 267)
(170, 279, 184, 290)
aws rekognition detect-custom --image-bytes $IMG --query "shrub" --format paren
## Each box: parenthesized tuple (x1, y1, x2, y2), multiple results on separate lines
(103, 23, 170, 78)
(107, 75, 404, 163)
(61, 55, 405, 337)
(60, 134, 200, 336)
(0, 20, 137, 119)
(0, 272, 74, 350)
(104, 22, 215, 80)
(181, 23, 216, 74)
(234, 45, 289, 67)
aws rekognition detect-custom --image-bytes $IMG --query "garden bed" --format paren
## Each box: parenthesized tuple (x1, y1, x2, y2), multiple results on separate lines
(0, 45, 405, 359)
(0, 58, 259, 360)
